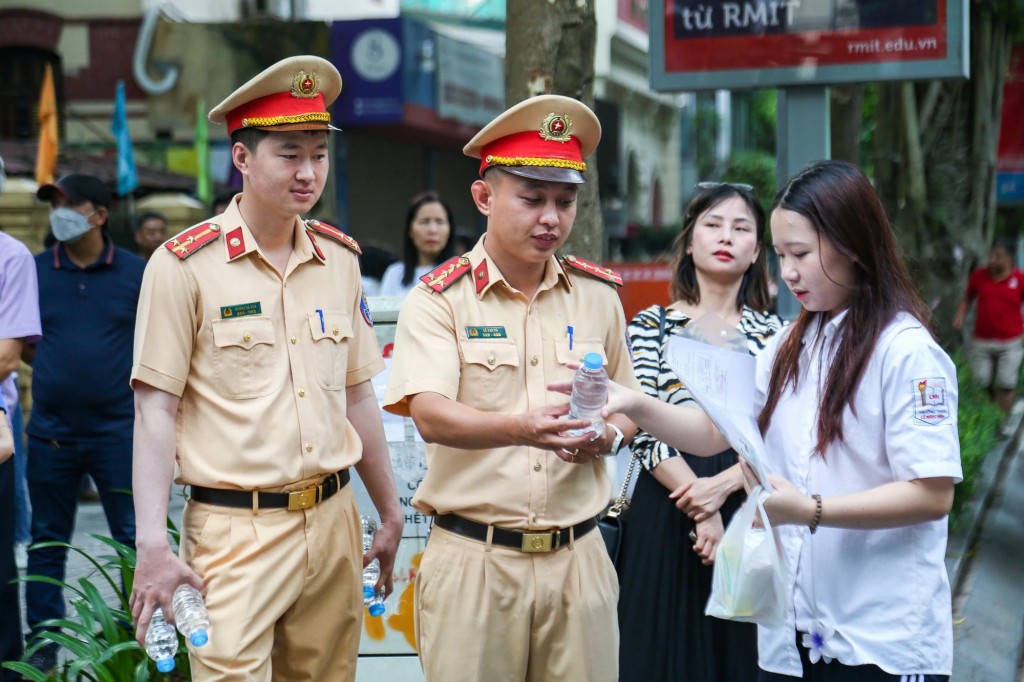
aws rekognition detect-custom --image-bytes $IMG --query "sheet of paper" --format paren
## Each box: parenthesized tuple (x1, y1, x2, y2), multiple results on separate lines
(665, 335, 772, 487)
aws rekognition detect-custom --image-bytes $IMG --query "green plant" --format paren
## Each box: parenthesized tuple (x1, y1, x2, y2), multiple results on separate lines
(949, 349, 1003, 530)
(3, 526, 191, 681)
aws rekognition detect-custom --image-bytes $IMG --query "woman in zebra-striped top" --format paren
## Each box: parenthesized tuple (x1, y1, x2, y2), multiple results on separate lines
(617, 183, 782, 682)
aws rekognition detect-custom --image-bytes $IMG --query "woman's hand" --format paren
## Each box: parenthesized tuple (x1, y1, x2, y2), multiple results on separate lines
(692, 512, 724, 565)
(670, 475, 732, 521)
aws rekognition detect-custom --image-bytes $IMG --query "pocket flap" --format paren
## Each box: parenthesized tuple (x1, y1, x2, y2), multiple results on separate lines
(212, 317, 276, 350)
(462, 340, 520, 371)
(554, 338, 607, 366)
(309, 311, 353, 343)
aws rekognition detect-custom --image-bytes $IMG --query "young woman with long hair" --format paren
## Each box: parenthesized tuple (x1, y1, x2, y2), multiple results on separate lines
(379, 191, 456, 297)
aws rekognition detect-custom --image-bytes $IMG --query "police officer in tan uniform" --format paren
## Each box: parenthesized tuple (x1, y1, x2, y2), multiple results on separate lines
(129, 56, 402, 681)
(384, 95, 639, 682)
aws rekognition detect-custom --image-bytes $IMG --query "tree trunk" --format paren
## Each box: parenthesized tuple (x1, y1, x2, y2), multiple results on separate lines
(872, 0, 1015, 345)
(830, 85, 863, 164)
(505, 0, 603, 261)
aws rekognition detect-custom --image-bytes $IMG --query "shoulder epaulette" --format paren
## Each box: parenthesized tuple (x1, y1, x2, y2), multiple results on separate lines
(164, 223, 222, 260)
(562, 255, 623, 287)
(305, 219, 361, 255)
(420, 256, 472, 293)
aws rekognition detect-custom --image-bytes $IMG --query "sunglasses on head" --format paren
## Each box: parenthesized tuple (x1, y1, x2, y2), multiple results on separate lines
(695, 181, 754, 192)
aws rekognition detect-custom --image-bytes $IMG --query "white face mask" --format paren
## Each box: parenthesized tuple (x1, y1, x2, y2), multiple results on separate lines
(50, 206, 97, 244)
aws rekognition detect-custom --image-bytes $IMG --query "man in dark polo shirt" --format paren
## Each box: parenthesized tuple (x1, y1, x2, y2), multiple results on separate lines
(23, 173, 144, 673)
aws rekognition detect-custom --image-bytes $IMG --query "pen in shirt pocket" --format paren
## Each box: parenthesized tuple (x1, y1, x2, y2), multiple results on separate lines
(316, 309, 325, 333)
(567, 325, 574, 351)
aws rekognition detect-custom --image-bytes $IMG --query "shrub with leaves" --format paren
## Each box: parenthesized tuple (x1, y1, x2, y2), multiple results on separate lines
(950, 349, 1003, 530)
(3, 527, 191, 681)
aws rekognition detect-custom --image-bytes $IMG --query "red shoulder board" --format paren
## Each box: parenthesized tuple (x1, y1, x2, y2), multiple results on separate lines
(420, 256, 472, 293)
(305, 219, 361, 255)
(164, 223, 222, 260)
(561, 255, 623, 287)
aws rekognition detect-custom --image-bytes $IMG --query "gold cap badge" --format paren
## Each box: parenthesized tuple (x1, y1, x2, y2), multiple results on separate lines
(291, 71, 320, 99)
(540, 112, 573, 143)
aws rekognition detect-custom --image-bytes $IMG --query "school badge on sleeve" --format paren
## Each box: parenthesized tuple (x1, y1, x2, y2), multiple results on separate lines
(912, 378, 949, 425)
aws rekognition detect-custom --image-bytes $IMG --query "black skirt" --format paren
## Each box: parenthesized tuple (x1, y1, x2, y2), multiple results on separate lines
(617, 450, 759, 682)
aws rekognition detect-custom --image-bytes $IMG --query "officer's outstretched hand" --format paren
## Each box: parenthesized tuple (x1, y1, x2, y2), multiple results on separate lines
(131, 543, 206, 646)
(514, 403, 595, 461)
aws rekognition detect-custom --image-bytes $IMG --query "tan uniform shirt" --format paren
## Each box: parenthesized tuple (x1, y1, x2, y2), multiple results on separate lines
(132, 199, 384, 489)
(384, 238, 640, 529)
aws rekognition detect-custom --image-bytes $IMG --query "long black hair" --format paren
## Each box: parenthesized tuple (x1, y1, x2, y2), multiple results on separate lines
(400, 191, 456, 286)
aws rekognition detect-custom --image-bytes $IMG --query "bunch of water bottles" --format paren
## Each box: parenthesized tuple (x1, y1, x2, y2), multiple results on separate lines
(145, 584, 210, 674)
(361, 515, 387, 618)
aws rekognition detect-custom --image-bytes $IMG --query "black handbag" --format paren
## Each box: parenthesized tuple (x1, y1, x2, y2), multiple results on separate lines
(598, 451, 639, 565)
(599, 306, 666, 565)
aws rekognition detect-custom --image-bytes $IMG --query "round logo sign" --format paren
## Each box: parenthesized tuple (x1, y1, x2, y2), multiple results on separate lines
(351, 29, 401, 83)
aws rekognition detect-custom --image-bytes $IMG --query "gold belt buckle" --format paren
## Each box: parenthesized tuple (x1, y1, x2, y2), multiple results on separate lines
(521, 530, 559, 553)
(287, 482, 322, 511)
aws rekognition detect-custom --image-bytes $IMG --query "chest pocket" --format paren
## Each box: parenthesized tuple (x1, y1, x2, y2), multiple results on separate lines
(554, 337, 607, 381)
(211, 317, 279, 399)
(459, 340, 520, 412)
(309, 311, 353, 391)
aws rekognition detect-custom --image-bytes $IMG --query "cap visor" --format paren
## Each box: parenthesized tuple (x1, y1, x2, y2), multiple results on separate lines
(498, 166, 585, 185)
(250, 122, 340, 132)
(36, 184, 66, 202)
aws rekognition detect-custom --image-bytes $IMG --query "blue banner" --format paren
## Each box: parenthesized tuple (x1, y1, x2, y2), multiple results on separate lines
(332, 18, 405, 124)
(112, 80, 138, 196)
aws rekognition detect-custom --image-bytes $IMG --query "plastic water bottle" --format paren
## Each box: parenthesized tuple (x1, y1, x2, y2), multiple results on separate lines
(361, 516, 386, 617)
(172, 584, 210, 647)
(145, 608, 178, 674)
(567, 352, 608, 440)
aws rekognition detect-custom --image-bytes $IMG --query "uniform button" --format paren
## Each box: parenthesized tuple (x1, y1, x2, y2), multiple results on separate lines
(291, 336, 298, 344)
(243, 332, 252, 342)
(533, 462, 541, 472)
(298, 389, 305, 397)
(530, 355, 539, 366)
(305, 442, 314, 452)
(332, 327, 339, 336)
(487, 354, 496, 366)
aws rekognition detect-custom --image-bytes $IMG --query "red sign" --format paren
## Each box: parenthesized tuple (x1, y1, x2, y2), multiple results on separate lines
(650, 0, 966, 90)
(662, 0, 947, 72)
(998, 46, 1024, 174)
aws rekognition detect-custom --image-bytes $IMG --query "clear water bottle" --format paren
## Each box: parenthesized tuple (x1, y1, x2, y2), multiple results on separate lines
(145, 608, 178, 674)
(172, 584, 210, 647)
(567, 352, 607, 440)
(361, 516, 386, 617)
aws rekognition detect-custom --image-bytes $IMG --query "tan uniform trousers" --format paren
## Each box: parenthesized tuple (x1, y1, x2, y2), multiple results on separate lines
(180, 483, 363, 681)
(414, 524, 619, 682)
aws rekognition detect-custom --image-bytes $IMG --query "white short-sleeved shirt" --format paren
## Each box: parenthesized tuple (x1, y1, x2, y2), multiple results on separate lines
(378, 262, 432, 298)
(755, 310, 962, 677)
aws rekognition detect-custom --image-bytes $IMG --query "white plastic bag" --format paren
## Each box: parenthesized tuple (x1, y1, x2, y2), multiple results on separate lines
(705, 485, 789, 628)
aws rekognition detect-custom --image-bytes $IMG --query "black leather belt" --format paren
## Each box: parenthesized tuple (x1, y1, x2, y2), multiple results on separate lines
(434, 514, 598, 553)
(189, 469, 350, 511)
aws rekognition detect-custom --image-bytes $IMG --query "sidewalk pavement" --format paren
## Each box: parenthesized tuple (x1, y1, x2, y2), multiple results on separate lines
(949, 401, 1024, 682)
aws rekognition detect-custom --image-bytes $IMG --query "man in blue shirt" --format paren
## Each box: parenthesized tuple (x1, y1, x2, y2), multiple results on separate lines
(24, 173, 145, 673)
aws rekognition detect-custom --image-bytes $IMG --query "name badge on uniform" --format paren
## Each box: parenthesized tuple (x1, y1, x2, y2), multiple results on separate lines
(221, 302, 262, 318)
(912, 377, 949, 425)
(466, 326, 507, 339)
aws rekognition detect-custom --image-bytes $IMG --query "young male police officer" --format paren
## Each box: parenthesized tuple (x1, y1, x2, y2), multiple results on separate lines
(129, 56, 402, 681)
(384, 95, 638, 682)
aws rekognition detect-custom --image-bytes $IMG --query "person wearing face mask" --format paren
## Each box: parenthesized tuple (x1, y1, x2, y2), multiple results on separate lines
(378, 191, 456, 298)
(22, 173, 145, 674)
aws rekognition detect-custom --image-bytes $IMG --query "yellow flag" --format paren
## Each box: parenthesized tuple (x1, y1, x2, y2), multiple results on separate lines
(35, 63, 58, 186)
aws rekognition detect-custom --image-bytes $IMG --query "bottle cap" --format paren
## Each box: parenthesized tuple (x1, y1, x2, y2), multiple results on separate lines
(368, 602, 386, 617)
(583, 352, 603, 370)
(156, 658, 176, 673)
(190, 629, 209, 647)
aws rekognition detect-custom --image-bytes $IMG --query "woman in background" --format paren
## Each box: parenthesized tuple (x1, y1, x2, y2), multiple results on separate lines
(379, 191, 455, 298)
(618, 182, 781, 682)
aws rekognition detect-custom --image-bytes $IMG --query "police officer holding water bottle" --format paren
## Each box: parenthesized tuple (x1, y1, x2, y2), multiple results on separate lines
(384, 95, 638, 682)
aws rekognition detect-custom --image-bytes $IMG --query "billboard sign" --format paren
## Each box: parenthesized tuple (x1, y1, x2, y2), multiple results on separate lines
(650, 0, 968, 90)
(997, 45, 1024, 205)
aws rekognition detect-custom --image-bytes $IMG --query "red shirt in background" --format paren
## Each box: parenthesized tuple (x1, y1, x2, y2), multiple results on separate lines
(966, 267, 1024, 340)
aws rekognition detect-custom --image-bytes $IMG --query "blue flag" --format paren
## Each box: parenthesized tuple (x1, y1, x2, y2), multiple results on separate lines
(112, 80, 138, 196)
